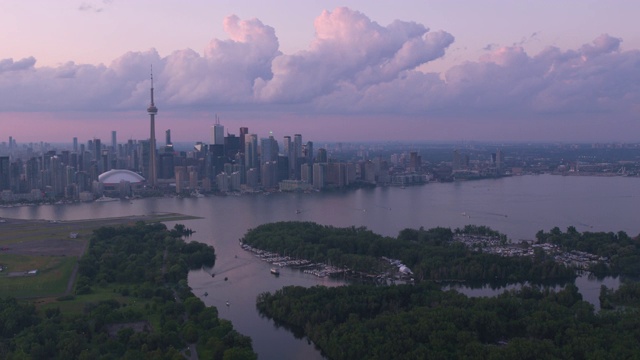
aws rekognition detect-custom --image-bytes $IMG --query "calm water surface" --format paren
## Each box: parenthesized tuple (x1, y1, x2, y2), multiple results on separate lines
(1, 175, 638, 359)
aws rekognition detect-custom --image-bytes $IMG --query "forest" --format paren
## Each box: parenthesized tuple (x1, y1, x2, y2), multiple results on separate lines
(0, 221, 256, 360)
(241, 221, 575, 284)
(535, 226, 640, 277)
(257, 283, 640, 359)
(250, 222, 640, 359)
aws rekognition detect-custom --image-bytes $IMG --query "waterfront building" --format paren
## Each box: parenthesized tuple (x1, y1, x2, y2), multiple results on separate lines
(98, 169, 145, 197)
(158, 152, 174, 179)
(260, 135, 279, 165)
(189, 166, 198, 190)
(0, 156, 9, 191)
(246, 168, 259, 189)
(279, 179, 312, 192)
(277, 155, 289, 182)
(174, 166, 186, 193)
(216, 172, 230, 192)
(312, 163, 325, 189)
(261, 161, 278, 190)
(300, 163, 312, 184)
(229, 171, 241, 191)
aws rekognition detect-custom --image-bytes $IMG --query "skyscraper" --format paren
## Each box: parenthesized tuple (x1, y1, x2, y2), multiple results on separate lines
(244, 134, 258, 170)
(0, 156, 10, 191)
(260, 135, 278, 165)
(239, 127, 248, 155)
(165, 129, 172, 146)
(305, 141, 314, 165)
(147, 69, 158, 187)
(111, 131, 117, 151)
(283, 136, 293, 179)
(211, 116, 224, 146)
(293, 134, 302, 179)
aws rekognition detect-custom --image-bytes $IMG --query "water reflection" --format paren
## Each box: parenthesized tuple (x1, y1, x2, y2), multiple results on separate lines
(446, 274, 621, 310)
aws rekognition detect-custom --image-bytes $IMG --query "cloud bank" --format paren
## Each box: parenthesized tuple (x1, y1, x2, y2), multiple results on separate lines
(1, 7, 639, 140)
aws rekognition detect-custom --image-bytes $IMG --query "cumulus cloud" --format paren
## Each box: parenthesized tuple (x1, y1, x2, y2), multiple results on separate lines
(438, 34, 639, 116)
(0, 7, 638, 130)
(254, 7, 453, 102)
(0, 57, 36, 72)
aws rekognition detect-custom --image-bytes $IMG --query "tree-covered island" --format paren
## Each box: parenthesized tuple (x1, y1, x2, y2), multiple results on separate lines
(248, 221, 640, 359)
(241, 222, 575, 284)
(0, 222, 256, 360)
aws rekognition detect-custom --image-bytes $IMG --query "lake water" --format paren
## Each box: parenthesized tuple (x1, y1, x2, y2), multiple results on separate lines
(0, 174, 638, 359)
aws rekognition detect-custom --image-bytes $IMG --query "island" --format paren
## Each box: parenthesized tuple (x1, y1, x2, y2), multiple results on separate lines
(247, 221, 640, 359)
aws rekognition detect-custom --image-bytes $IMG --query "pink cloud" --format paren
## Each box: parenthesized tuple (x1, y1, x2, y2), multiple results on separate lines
(0, 7, 639, 142)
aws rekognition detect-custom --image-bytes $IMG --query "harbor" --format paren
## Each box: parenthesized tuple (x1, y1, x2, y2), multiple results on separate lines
(241, 243, 345, 277)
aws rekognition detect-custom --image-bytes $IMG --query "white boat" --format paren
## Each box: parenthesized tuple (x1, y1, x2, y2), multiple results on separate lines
(270, 268, 280, 275)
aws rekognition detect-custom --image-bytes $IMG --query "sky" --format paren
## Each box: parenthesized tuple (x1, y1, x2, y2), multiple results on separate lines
(1, 0, 640, 144)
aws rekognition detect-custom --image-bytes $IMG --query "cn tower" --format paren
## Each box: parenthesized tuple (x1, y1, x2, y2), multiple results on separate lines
(147, 68, 158, 187)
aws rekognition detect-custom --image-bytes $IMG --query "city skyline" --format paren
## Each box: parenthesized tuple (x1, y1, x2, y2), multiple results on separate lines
(1, 2, 640, 143)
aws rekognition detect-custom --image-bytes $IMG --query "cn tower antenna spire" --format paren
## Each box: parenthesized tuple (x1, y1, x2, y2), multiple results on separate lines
(150, 65, 155, 107)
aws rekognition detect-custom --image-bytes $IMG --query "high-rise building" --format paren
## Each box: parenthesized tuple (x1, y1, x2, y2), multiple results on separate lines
(293, 134, 302, 179)
(283, 136, 293, 178)
(0, 156, 10, 191)
(164, 129, 174, 153)
(211, 116, 224, 146)
(73, 137, 78, 152)
(316, 148, 327, 163)
(409, 152, 421, 172)
(239, 127, 248, 154)
(224, 134, 240, 158)
(313, 163, 325, 189)
(305, 141, 314, 165)
(165, 129, 172, 146)
(111, 131, 117, 151)
(244, 134, 258, 170)
(147, 69, 158, 187)
(293, 134, 302, 159)
(93, 139, 101, 162)
(261, 161, 278, 190)
(260, 135, 278, 165)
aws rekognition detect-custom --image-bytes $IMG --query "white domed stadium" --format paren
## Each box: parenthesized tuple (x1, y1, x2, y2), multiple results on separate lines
(98, 169, 145, 185)
(98, 169, 146, 197)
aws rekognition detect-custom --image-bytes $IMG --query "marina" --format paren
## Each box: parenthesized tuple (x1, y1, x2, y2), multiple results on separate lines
(241, 243, 343, 277)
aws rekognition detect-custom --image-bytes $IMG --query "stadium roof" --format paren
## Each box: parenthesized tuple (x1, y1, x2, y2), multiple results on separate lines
(98, 169, 145, 184)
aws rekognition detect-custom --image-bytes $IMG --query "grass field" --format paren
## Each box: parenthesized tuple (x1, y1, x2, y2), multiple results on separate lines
(0, 213, 196, 299)
(0, 255, 77, 297)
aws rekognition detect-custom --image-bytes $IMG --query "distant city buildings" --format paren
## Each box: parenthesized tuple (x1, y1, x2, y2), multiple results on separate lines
(2, 73, 637, 204)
